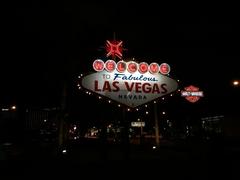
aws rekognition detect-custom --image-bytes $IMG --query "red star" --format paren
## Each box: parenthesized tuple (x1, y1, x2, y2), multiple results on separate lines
(106, 40, 123, 59)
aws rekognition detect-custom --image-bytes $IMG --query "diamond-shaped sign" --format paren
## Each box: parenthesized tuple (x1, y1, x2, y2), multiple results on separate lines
(80, 70, 178, 108)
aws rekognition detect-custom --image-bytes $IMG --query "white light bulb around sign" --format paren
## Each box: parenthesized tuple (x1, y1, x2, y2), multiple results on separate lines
(81, 61, 178, 108)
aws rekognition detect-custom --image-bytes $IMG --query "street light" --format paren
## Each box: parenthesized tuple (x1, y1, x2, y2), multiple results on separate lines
(232, 80, 239, 86)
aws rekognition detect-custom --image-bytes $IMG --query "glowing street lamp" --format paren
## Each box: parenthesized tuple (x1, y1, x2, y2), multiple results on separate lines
(233, 80, 239, 86)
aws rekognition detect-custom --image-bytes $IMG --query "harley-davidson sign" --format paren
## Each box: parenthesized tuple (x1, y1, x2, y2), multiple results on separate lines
(80, 60, 178, 108)
(181, 85, 204, 103)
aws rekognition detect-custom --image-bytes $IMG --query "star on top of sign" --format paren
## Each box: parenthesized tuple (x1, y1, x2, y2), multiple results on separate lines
(106, 40, 123, 59)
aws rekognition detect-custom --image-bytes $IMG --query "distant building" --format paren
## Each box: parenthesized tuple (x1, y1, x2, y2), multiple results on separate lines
(0, 105, 19, 142)
(201, 115, 224, 139)
(25, 107, 60, 141)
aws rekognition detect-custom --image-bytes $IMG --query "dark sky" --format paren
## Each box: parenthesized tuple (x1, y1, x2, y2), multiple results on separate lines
(1, 1, 239, 112)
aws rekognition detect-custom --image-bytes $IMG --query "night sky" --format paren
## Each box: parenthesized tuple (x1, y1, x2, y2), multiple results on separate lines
(1, 2, 239, 116)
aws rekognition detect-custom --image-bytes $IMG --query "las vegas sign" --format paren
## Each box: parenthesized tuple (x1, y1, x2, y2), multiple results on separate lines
(80, 59, 178, 108)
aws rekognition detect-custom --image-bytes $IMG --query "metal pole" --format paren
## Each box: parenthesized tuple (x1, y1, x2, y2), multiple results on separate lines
(140, 124, 143, 145)
(154, 103, 160, 147)
(58, 81, 67, 147)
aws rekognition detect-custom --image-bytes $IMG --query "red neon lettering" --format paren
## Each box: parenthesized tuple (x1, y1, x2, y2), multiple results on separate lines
(127, 62, 137, 73)
(160, 63, 170, 75)
(138, 62, 148, 74)
(93, 60, 104, 71)
(116, 61, 126, 72)
(105, 60, 116, 72)
(149, 63, 159, 74)
(93, 60, 171, 74)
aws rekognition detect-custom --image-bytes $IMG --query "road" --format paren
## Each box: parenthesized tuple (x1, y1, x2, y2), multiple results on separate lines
(0, 139, 239, 179)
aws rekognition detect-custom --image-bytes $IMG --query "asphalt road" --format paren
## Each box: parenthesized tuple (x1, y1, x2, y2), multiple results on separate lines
(0, 139, 239, 179)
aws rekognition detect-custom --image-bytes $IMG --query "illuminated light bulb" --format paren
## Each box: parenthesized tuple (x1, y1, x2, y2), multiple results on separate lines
(78, 86, 81, 89)
(78, 76, 81, 78)
(177, 79, 180, 82)
(233, 80, 239, 86)
(80, 74, 83, 76)
(170, 94, 173, 96)
(136, 108, 139, 111)
(11, 106, 16, 110)
(88, 92, 91, 95)
(146, 111, 149, 115)
(118, 104, 121, 107)
(108, 100, 111, 103)
(77, 84, 80, 87)
(127, 108, 131, 111)
(162, 111, 166, 115)
(162, 97, 165, 100)
(145, 105, 148, 107)
(98, 96, 102, 99)
(178, 89, 181, 92)
(152, 146, 156, 149)
(62, 149, 67, 154)
(154, 101, 156, 103)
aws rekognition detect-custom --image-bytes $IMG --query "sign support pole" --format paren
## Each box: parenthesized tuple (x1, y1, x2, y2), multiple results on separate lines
(154, 103, 160, 147)
(122, 108, 129, 159)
